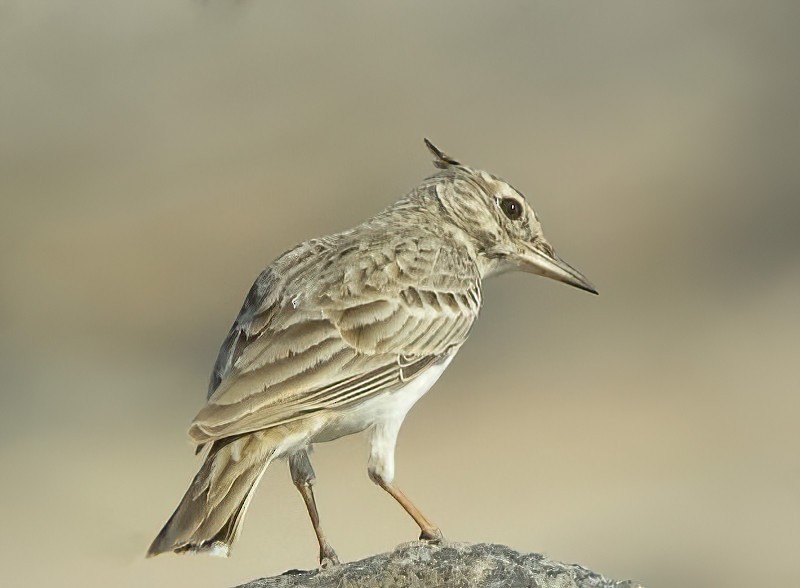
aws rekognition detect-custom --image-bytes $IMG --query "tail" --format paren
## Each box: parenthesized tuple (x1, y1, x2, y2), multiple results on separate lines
(147, 431, 277, 557)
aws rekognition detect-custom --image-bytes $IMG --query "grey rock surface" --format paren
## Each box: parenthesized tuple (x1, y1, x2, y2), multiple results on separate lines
(235, 542, 642, 588)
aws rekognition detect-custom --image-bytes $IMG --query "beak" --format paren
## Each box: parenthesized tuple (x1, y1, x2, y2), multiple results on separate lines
(519, 243, 598, 295)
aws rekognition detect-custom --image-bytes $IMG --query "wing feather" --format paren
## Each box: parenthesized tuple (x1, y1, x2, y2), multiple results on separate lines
(190, 235, 482, 445)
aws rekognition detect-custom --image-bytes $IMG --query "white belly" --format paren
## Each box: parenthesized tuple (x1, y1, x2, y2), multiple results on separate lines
(312, 355, 454, 443)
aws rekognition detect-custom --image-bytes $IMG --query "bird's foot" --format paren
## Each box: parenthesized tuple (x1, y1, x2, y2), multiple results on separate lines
(319, 545, 340, 569)
(418, 527, 444, 543)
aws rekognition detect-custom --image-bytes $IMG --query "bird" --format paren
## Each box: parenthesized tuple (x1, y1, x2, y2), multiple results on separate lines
(147, 139, 597, 566)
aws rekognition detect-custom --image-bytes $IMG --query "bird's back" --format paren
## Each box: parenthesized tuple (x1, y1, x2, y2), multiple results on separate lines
(192, 192, 483, 446)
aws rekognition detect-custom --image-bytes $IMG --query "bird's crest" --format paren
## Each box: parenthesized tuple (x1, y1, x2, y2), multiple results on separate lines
(424, 138, 461, 169)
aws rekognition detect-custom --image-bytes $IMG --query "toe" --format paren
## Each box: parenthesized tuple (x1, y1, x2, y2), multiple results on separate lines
(419, 527, 444, 543)
(319, 548, 340, 569)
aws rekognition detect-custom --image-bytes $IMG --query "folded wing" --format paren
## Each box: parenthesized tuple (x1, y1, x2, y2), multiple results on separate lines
(190, 237, 481, 445)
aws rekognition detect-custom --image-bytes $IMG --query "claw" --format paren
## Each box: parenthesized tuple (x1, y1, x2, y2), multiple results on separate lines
(319, 547, 340, 569)
(418, 527, 444, 543)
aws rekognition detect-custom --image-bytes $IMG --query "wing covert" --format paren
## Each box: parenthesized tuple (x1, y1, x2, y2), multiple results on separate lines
(191, 234, 482, 445)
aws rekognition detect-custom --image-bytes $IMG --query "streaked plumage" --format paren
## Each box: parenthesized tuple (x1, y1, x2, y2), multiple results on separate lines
(148, 139, 596, 564)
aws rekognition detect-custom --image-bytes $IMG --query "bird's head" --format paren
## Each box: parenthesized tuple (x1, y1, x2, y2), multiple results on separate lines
(425, 138, 597, 294)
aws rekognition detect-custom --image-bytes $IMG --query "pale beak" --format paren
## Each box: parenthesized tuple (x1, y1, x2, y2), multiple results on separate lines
(519, 243, 598, 294)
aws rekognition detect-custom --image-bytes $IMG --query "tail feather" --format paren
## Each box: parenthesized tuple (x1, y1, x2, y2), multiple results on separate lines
(147, 431, 276, 557)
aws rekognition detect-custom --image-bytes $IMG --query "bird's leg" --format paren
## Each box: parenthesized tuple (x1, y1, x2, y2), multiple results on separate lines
(288, 450, 340, 568)
(372, 476, 443, 542)
(367, 420, 444, 542)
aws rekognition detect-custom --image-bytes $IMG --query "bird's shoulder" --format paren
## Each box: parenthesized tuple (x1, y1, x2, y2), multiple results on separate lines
(307, 227, 481, 302)
(265, 227, 483, 350)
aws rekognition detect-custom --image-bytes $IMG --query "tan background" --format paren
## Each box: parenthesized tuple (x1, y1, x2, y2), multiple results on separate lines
(1, 2, 798, 587)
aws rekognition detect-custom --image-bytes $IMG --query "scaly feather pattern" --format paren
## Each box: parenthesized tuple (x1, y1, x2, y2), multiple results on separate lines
(190, 198, 483, 445)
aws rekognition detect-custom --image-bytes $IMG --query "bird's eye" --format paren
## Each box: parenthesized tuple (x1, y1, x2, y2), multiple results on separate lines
(499, 198, 523, 221)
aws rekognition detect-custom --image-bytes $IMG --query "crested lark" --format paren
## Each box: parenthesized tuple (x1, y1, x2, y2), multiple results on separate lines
(148, 140, 596, 565)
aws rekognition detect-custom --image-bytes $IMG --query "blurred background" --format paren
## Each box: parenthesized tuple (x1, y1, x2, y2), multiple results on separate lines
(1, 1, 798, 587)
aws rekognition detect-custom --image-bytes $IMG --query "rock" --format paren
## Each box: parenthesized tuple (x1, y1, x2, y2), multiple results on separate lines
(235, 541, 642, 588)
